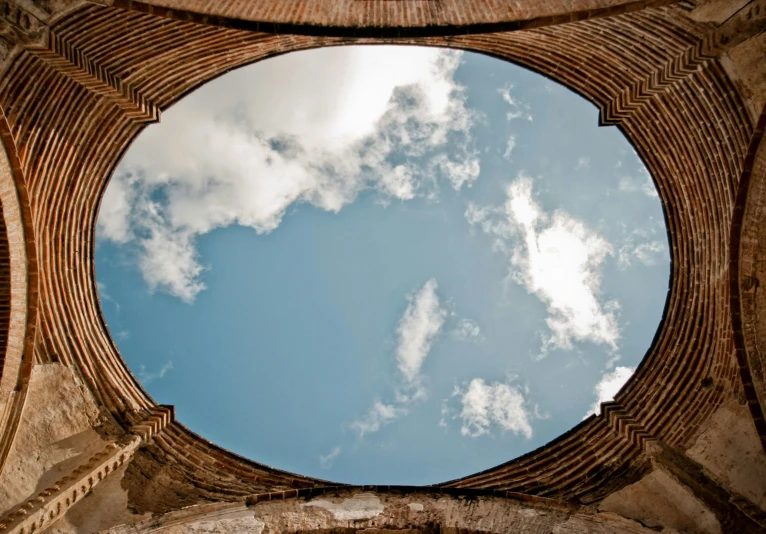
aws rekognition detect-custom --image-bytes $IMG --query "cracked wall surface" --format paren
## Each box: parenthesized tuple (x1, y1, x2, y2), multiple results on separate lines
(0, 363, 107, 511)
(105, 490, 669, 534)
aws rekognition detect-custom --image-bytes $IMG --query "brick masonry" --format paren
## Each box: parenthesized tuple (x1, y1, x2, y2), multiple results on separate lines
(0, 0, 763, 532)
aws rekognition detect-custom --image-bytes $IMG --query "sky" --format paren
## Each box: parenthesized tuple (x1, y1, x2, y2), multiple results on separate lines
(95, 46, 669, 485)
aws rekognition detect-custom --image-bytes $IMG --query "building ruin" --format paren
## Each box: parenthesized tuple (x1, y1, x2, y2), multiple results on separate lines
(0, 0, 766, 532)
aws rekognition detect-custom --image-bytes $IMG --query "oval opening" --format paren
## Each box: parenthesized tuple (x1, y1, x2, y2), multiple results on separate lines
(96, 45, 669, 485)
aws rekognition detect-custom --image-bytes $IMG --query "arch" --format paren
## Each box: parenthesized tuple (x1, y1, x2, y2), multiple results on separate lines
(0, 107, 37, 475)
(104, 487, 659, 534)
(732, 106, 766, 445)
(110, 0, 676, 36)
(0, 0, 761, 516)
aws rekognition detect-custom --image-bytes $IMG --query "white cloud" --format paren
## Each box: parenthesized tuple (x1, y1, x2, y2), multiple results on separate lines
(633, 241, 665, 264)
(396, 279, 447, 386)
(137, 361, 174, 384)
(617, 221, 668, 270)
(138, 215, 205, 304)
(351, 279, 446, 437)
(319, 446, 342, 469)
(457, 378, 534, 439)
(467, 175, 620, 356)
(465, 202, 502, 233)
(503, 135, 516, 161)
(452, 318, 482, 342)
(97, 47, 478, 302)
(97, 281, 120, 312)
(432, 153, 480, 190)
(618, 169, 658, 198)
(618, 239, 666, 269)
(588, 366, 635, 416)
(350, 400, 408, 438)
(576, 157, 590, 169)
(498, 85, 531, 122)
(378, 164, 417, 200)
(98, 173, 137, 244)
(439, 400, 451, 428)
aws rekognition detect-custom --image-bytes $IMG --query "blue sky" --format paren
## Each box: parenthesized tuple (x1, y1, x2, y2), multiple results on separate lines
(95, 46, 669, 485)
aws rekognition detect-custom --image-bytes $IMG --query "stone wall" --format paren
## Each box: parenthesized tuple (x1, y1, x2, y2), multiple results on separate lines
(105, 489, 664, 534)
(0, 1, 764, 533)
(0, 364, 108, 511)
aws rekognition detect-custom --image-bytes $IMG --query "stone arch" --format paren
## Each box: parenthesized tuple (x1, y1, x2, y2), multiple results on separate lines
(108, 0, 679, 36)
(0, 1, 762, 525)
(103, 487, 664, 534)
(0, 108, 37, 475)
(732, 106, 766, 442)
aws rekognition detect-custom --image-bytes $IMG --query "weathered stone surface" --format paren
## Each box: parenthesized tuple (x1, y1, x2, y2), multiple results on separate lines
(687, 400, 766, 510)
(105, 490, 665, 534)
(0, 363, 106, 513)
(689, 0, 752, 24)
(721, 32, 766, 119)
(600, 469, 722, 533)
(46, 463, 148, 534)
(107, 0, 678, 35)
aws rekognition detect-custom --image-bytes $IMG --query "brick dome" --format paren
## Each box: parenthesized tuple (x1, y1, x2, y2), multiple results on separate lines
(0, 1, 764, 533)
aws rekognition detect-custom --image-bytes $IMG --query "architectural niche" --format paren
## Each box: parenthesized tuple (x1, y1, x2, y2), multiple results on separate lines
(0, 0, 765, 533)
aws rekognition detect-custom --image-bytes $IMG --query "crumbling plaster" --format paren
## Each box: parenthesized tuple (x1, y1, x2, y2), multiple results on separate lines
(105, 490, 670, 534)
(687, 400, 766, 510)
(721, 33, 766, 119)
(47, 462, 148, 534)
(599, 469, 721, 534)
(0, 363, 108, 511)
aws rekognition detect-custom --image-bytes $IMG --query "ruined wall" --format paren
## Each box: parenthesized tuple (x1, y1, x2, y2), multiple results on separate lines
(104, 489, 666, 534)
(46, 462, 147, 534)
(687, 400, 766, 510)
(600, 469, 722, 533)
(0, 102, 34, 487)
(0, 363, 109, 511)
(0, 362, 158, 534)
(0, 0, 765, 533)
(104, 0, 678, 35)
(721, 32, 766, 118)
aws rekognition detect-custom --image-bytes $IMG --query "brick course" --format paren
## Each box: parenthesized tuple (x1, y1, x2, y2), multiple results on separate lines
(0, 0, 763, 527)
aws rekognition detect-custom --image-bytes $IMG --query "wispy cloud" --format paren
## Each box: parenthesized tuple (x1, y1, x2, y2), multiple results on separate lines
(503, 135, 517, 161)
(97, 281, 120, 312)
(351, 400, 408, 438)
(351, 279, 446, 437)
(97, 176, 136, 244)
(618, 239, 666, 269)
(98, 47, 479, 303)
(432, 153, 481, 191)
(618, 168, 658, 198)
(319, 446, 342, 469)
(466, 175, 620, 357)
(498, 84, 532, 122)
(439, 400, 451, 428)
(396, 279, 447, 388)
(576, 157, 590, 169)
(137, 361, 174, 384)
(454, 378, 535, 439)
(617, 220, 668, 270)
(138, 213, 206, 303)
(587, 366, 635, 416)
(452, 318, 482, 342)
